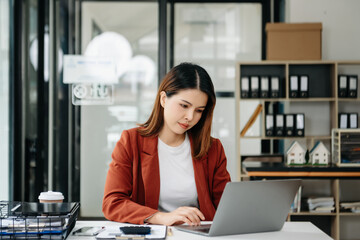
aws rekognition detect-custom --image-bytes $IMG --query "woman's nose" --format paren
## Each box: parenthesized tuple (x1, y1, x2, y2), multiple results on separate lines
(185, 109, 194, 121)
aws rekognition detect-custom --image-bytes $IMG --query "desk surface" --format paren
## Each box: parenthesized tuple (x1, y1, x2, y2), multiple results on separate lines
(67, 221, 333, 240)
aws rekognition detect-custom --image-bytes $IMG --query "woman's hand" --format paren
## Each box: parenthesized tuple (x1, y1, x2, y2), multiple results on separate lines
(146, 207, 205, 226)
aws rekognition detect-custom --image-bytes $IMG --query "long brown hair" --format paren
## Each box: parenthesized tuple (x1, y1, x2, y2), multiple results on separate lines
(138, 62, 216, 159)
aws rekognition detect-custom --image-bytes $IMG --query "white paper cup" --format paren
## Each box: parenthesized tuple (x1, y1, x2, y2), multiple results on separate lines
(38, 191, 64, 203)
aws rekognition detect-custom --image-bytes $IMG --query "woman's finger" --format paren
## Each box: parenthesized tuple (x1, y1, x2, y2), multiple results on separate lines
(179, 207, 202, 225)
(192, 208, 205, 220)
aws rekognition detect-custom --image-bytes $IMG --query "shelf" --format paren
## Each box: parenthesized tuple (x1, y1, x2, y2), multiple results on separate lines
(240, 136, 332, 140)
(238, 60, 338, 65)
(239, 98, 336, 102)
(339, 212, 360, 216)
(290, 212, 337, 216)
(242, 162, 360, 178)
(337, 98, 360, 102)
(246, 171, 360, 178)
(239, 98, 287, 101)
(287, 98, 336, 102)
(337, 60, 360, 65)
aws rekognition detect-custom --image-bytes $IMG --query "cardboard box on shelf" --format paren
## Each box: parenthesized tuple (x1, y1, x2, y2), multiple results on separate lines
(266, 22, 322, 60)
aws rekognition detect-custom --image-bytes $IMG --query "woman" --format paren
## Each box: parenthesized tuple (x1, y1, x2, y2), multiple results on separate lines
(102, 62, 231, 226)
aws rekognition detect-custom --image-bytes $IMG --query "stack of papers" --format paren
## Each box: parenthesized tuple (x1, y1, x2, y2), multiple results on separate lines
(307, 197, 335, 213)
(0, 218, 66, 233)
(96, 225, 167, 240)
(340, 202, 360, 213)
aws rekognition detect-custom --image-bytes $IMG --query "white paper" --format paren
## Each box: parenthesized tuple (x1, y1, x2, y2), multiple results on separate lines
(261, 77, 269, 90)
(251, 76, 259, 90)
(296, 114, 304, 129)
(266, 115, 274, 129)
(241, 77, 249, 91)
(276, 115, 284, 127)
(96, 225, 166, 239)
(271, 77, 279, 91)
(339, 76, 347, 88)
(340, 114, 348, 129)
(286, 115, 294, 127)
(63, 55, 117, 84)
(350, 114, 357, 128)
(300, 76, 308, 91)
(290, 76, 298, 90)
(349, 77, 357, 90)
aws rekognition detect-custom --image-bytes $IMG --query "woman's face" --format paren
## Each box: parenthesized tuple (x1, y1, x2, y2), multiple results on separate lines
(160, 89, 208, 137)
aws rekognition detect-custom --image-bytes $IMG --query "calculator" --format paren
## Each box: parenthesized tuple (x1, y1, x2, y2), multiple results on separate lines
(119, 226, 151, 235)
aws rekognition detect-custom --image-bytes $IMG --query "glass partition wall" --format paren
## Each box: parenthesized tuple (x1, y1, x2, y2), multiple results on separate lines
(79, 1, 159, 217)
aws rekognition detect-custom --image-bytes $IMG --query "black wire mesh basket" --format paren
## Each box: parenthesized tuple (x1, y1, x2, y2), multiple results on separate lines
(0, 201, 80, 239)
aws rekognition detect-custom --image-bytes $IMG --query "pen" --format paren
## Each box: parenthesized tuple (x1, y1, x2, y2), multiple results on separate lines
(11, 204, 21, 212)
(93, 226, 106, 235)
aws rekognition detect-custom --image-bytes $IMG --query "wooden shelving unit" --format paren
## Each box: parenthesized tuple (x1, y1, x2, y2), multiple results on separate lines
(236, 61, 360, 240)
(242, 164, 360, 240)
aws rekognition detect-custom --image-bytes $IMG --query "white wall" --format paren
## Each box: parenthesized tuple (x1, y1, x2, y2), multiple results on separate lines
(285, 0, 360, 60)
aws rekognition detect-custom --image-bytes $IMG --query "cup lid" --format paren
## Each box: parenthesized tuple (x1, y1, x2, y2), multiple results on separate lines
(38, 191, 64, 200)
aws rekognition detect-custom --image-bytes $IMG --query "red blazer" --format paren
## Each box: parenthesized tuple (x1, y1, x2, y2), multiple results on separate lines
(102, 127, 231, 224)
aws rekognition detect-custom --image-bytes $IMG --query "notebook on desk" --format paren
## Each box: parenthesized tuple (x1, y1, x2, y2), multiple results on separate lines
(175, 179, 301, 236)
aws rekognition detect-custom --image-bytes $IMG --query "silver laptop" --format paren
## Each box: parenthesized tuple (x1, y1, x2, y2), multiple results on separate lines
(175, 179, 301, 236)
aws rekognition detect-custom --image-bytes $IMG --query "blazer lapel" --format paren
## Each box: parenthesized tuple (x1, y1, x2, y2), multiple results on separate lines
(190, 137, 214, 219)
(140, 135, 160, 209)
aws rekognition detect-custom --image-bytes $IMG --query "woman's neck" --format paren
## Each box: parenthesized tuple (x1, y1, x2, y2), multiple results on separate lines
(158, 129, 185, 147)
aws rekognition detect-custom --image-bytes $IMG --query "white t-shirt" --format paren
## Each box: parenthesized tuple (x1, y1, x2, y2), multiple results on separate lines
(157, 134, 199, 212)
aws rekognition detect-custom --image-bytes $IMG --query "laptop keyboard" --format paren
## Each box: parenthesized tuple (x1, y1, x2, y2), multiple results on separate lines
(179, 224, 211, 233)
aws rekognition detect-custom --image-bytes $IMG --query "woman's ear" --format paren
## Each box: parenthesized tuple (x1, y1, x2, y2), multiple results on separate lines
(160, 91, 166, 107)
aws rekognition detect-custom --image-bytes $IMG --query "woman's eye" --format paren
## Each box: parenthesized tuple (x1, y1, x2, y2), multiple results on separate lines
(196, 109, 204, 113)
(180, 104, 188, 108)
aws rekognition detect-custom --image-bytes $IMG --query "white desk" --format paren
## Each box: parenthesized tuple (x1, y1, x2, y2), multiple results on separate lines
(67, 221, 333, 240)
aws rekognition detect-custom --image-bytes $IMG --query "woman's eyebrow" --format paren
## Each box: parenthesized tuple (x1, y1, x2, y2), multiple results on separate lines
(180, 99, 206, 108)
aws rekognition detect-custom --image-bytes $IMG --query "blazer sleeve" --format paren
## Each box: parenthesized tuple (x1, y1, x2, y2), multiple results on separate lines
(102, 130, 158, 224)
(211, 139, 232, 208)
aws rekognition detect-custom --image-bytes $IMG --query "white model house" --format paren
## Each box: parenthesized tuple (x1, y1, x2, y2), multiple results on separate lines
(309, 141, 330, 165)
(286, 141, 306, 165)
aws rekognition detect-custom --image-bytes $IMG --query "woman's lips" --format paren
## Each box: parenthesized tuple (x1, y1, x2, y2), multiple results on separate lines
(178, 122, 189, 129)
